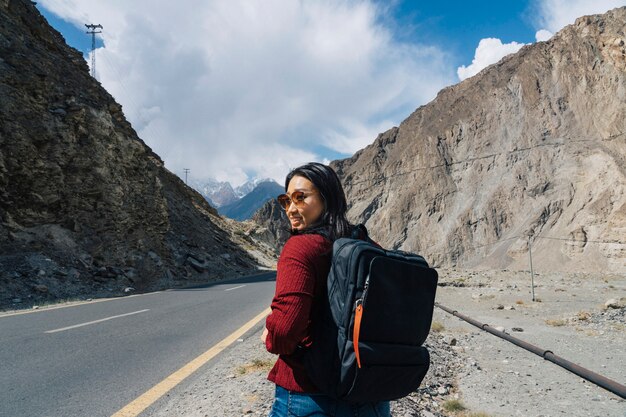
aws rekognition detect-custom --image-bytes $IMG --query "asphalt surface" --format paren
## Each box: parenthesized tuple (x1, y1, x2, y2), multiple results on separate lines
(0, 272, 277, 417)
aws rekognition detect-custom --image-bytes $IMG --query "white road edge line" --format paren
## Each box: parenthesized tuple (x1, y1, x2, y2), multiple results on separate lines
(0, 291, 162, 318)
(44, 309, 150, 334)
(224, 285, 246, 292)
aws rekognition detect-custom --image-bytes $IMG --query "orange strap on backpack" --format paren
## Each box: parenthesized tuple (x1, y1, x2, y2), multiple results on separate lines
(353, 300, 363, 368)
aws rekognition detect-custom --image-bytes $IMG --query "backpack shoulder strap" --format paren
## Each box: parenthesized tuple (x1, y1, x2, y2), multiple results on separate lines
(350, 224, 369, 241)
(350, 224, 382, 248)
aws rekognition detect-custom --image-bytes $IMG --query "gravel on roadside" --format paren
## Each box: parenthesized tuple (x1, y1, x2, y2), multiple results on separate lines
(145, 268, 626, 417)
(144, 325, 464, 417)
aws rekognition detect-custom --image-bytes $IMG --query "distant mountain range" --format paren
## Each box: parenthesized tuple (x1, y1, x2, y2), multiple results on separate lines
(190, 178, 283, 221)
(234, 178, 278, 198)
(189, 179, 238, 207)
(219, 181, 283, 221)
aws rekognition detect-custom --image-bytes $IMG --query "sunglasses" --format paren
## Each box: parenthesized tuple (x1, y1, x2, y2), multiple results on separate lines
(277, 190, 318, 210)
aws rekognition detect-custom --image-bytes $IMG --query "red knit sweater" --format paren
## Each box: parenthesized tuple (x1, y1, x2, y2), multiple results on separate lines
(264, 233, 332, 392)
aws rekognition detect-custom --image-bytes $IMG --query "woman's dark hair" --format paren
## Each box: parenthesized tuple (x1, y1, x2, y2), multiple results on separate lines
(285, 162, 352, 241)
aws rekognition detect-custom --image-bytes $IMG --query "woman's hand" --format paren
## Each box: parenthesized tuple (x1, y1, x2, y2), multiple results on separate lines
(261, 327, 268, 343)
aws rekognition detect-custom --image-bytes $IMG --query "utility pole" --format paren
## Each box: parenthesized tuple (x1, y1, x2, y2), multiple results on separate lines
(528, 236, 535, 301)
(85, 24, 103, 79)
(184, 168, 190, 185)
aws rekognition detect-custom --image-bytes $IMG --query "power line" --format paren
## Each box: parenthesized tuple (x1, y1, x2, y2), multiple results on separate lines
(459, 235, 624, 255)
(184, 168, 190, 185)
(535, 236, 624, 245)
(443, 232, 625, 266)
(468, 235, 521, 250)
(341, 138, 625, 257)
(346, 138, 603, 188)
(85, 23, 103, 79)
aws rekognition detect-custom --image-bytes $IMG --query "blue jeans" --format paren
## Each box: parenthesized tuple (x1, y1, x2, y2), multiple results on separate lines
(268, 385, 391, 417)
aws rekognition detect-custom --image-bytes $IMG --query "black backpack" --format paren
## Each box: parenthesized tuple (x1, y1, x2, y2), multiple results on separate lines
(304, 226, 438, 403)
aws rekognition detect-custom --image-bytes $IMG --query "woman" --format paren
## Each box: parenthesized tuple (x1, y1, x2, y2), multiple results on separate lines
(261, 162, 390, 417)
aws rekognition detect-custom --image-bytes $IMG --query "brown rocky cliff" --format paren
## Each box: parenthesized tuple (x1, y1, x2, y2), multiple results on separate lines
(0, 0, 271, 308)
(332, 7, 626, 272)
(250, 199, 290, 254)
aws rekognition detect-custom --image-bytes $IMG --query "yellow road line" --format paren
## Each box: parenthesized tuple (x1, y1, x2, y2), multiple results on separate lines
(110, 307, 271, 417)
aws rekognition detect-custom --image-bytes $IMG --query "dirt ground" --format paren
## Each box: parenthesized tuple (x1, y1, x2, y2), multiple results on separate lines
(432, 268, 626, 417)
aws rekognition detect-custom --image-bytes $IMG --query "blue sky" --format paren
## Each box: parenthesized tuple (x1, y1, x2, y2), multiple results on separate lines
(39, 12, 103, 56)
(36, 0, 625, 185)
(386, 1, 536, 62)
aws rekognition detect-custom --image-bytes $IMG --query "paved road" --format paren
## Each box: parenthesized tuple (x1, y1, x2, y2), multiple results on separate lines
(0, 272, 276, 417)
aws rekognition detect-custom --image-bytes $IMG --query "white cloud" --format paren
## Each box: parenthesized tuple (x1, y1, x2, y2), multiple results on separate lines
(535, 29, 553, 42)
(534, 0, 626, 33)
(457, 0, 625, 82)
(39, 0, 454, 185)
(457, 38, 527, 81)
(320, 119, 397, 155)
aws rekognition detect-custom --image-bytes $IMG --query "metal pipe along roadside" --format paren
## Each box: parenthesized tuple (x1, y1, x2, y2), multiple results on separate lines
(435, 302, 626, 399)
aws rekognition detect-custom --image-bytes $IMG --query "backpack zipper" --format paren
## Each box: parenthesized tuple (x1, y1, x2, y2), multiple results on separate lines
(353, 298, 364, 368)
(353, 276, 370, 369)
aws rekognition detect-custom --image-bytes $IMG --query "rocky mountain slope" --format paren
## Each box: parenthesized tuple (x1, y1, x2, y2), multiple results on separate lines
(249, 199, 290, 254)
(331, 7, 626, 273)
(0, 0, 274, 309)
